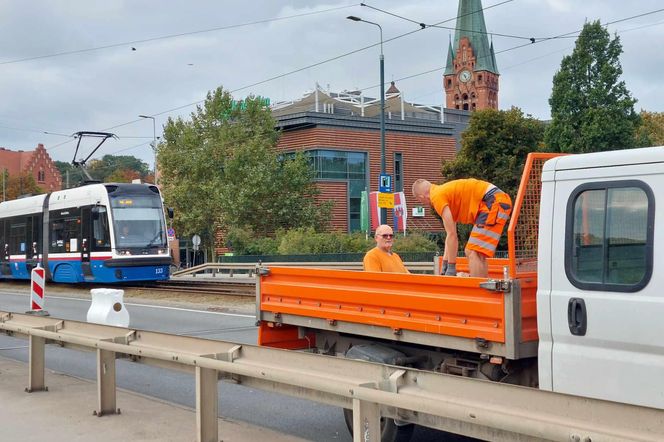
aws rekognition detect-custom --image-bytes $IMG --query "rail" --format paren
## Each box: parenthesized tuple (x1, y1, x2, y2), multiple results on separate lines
(0, 312, 661, 442)
(172, 261, 435, 278)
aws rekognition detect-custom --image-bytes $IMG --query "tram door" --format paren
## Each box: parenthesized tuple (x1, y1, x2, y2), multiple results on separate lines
(25, 215, 41, 273)
(0, 220, 9, 276)
(80, 207, 93, 280)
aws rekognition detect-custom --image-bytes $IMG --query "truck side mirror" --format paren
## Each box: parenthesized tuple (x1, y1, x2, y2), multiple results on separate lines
(167, 208, 174, 219)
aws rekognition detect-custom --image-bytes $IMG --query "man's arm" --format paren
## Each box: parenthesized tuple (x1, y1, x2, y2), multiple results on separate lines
(441, 206, 458, 274)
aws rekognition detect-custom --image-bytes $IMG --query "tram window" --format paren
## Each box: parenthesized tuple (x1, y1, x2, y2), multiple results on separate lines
(92, 206, 111, 251)
(9, 221, 27, 254)
(50, 215, 81, 253)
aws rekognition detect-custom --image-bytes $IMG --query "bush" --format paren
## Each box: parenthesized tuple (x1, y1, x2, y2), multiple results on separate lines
(392, 231, 438, 253)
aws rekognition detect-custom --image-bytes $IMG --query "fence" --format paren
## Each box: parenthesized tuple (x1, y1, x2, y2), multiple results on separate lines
(1, 311, 660, 442)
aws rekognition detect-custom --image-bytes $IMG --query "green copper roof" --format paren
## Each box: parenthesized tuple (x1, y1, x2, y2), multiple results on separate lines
(449, 0, 499, 74)
(444, 38, 455, 75)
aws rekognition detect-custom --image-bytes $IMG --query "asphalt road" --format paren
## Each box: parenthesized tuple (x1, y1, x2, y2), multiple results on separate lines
(0, 284, 473, 441)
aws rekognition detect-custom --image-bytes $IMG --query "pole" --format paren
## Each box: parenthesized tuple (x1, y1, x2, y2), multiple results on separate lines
(347, 16, 387, 224)
(139, 115, 157, 185)
(379, 37, 386, 223)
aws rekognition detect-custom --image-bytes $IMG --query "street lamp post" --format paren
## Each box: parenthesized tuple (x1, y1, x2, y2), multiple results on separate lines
(138, 115, 157, 185)
(347, 15, 387, 223)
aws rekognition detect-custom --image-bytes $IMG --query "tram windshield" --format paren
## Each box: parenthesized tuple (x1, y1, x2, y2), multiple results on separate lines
(110, 194, 167, 249)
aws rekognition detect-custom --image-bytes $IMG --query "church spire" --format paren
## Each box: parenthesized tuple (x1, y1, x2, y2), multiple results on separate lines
(452, 0, 498, 74)
(444, 37, 455, 75)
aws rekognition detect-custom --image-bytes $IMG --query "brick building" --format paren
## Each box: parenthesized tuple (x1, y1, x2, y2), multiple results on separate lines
(443, 0, 499, 111)
(0, 144, 62, 194)
(272, 84, 469, 233)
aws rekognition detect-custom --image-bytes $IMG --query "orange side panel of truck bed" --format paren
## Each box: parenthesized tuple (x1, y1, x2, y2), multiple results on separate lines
(259, 261, 534, 345)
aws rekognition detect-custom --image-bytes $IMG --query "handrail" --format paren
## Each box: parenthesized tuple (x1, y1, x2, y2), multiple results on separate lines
(0, 311, 661, 442)
(172, 261, 434, 277)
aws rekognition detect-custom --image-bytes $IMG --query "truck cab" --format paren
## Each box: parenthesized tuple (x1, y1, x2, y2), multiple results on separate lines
(537, 147, 664, 409)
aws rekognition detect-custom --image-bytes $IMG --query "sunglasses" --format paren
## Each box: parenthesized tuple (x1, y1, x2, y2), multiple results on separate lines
(379, 234, 394, 239)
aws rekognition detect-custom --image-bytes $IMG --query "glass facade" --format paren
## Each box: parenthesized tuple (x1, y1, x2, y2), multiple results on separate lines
(306, 150, 367, 232)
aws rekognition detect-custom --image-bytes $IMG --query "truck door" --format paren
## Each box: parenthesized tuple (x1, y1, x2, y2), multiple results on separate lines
(548, 171, 662, 409)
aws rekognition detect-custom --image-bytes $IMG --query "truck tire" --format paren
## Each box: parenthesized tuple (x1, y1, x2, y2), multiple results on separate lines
(343, 408, 414, 442)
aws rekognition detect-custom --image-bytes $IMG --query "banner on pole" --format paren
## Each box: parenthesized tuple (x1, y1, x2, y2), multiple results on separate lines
(360, 191, 368, 232)
(393, 191, 407, 232)
(369, 191, 381, 230)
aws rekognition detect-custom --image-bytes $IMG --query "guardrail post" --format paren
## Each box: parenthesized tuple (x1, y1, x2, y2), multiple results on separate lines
(95, 349, 118, 416)
(352, 398, 380, 442)
(196, 366, 218, 442)
(26, 335, 47, 392)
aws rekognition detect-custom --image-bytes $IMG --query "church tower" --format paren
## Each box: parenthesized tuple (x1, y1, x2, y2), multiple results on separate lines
(444, 0, 499, 111)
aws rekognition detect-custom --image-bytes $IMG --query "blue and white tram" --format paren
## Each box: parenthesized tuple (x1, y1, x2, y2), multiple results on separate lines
(0, 183, 171, 283)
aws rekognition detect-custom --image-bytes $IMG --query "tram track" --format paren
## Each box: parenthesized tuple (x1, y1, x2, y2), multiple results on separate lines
(123, 279, 256, 297)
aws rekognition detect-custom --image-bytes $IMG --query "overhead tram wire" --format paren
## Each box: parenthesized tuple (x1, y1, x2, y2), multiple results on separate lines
(355, 6, 664, 94)
(104, 0, 517, 125)
(43, 4, 664, 159)
(0, 4, 359, 66)
(28, 1, 519, 146)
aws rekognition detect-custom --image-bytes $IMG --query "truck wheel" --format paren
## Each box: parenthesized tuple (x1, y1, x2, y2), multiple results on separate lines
(343, 408, 414, 442)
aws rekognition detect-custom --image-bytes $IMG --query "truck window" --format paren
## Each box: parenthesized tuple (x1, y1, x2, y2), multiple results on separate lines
(565, 180, 654, 292)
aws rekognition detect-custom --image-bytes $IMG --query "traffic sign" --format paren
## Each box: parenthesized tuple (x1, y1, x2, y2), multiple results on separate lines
(379, 174, 392, 193)
(377, 192, 394, 208)
(192, 234, 201, 251)
(167, 228, 176, 240)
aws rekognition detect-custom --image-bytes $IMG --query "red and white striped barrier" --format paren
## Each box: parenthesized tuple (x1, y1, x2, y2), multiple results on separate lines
(27, 265, 49, 316)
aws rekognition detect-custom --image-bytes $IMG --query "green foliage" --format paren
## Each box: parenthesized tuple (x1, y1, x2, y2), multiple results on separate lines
(55, 157, 150, 187)
(2, 172, 44, 200)
(54, 161, 84, 188)
(635, 111, 664, 147)
(441, 107, 545, 200)
(276, 228, 373, 254)
(392, 231, 438, 253)
(159, 86, 331, 254)
(545, 21, 640, 153)
(224, 227, 437, 256)
(88, 155, 151, 182)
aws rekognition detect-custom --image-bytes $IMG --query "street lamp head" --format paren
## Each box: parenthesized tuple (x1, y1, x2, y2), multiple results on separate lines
(347, 15, 362, 22)
(138, 114, 152, 119)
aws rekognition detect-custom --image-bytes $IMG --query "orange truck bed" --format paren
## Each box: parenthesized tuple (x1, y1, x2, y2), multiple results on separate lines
(257, 258, 537, 359)
(257, 153, 562, 360)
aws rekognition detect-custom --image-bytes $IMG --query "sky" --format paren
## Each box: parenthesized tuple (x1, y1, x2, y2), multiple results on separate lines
(1, 0, 663, 169)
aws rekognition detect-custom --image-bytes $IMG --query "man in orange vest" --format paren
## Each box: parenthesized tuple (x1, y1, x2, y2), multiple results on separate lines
(412, 178, 512, 277)
(363, 224, 409, 273)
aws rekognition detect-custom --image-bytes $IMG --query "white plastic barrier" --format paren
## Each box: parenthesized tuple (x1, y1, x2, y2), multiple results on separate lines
(86, 288, 130, 327)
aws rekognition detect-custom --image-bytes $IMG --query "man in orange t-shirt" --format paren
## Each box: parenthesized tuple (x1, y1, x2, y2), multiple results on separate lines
(412, 178, 512, 277)
(363, 224, 409, 273)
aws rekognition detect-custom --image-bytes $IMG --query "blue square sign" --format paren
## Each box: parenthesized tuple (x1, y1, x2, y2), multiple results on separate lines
(379, 174, 392, 193)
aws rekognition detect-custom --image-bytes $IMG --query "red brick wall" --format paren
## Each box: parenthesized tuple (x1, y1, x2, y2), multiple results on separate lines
(0, 144, 62, 192)
(315, 181, 348, 232)
(278, 127, 455, 232)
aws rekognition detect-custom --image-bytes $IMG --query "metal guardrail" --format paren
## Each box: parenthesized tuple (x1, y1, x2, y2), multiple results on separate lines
(172, 261, 434, 278)
(1, 311, 662, 442)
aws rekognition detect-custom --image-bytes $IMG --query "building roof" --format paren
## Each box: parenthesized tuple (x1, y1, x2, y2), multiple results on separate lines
(445, 0, 499, 74)
(271, 83, 443, 123)
(0, 147, 35, 175)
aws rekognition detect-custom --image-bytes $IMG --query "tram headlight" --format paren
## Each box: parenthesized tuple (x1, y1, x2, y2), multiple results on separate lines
(157, 248, 167, 255)
(118, 249, 132, 256)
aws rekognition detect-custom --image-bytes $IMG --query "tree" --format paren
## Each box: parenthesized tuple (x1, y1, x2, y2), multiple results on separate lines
(2, 172, 44, 200)
(441, 107, 545, 200)
(635, 111, 664, 147)
(88, 155, 151, 182)
(545, 20, 640, 153)
(159, 86, 330, 254)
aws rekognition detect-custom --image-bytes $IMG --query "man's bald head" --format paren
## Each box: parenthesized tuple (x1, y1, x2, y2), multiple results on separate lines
(374, 224, 395, 253)
(412, 179, 432, 205)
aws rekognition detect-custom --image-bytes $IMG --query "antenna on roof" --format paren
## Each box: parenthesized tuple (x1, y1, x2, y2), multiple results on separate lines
(71, 131, 118, 183)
